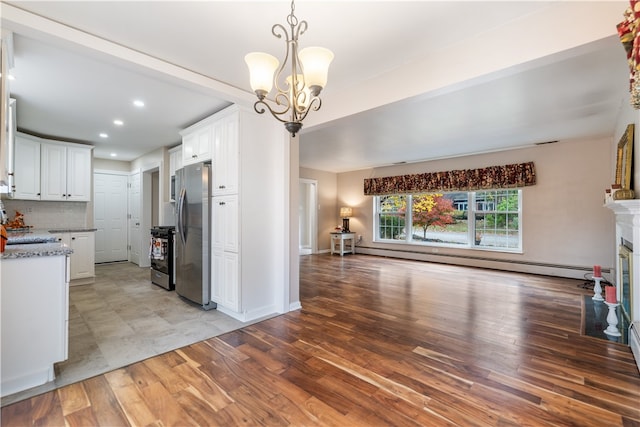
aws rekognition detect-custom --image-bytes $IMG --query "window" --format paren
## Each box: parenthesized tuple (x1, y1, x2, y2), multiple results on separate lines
(378, 195, 406, 240)
(374, 189, 522, 251)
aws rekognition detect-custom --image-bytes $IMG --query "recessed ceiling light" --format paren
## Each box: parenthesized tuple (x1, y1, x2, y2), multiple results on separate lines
(133, 99, 145, 108)
(113, 119, 124, 126)
(110, 153, 117, 157)
(99, 133, 108, 138)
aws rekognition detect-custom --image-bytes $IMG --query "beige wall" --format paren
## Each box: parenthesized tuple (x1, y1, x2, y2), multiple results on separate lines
(306, 136, 616, 279)
(93, 158, 130, 172)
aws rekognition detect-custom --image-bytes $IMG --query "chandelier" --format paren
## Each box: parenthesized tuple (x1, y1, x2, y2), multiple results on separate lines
(245, 0, 334, 137)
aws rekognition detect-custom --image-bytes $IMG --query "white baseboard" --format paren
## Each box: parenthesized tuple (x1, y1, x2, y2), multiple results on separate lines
(355, 247, 599, 280)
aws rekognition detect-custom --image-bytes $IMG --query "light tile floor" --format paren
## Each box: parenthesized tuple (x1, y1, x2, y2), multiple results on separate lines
(1, 262, 250, 406)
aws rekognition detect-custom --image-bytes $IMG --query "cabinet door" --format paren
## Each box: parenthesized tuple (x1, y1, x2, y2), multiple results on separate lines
(212, 195, 238, 253)
(212, 114, 239, 196)
(211, 250, 224, 304)
(13, 136, 41, 200)
(69, 232, 95, 279)
(182, 125, 212, 165)
(40, 144, 67, 201)
(222, 252, 239, 311)
(66, 146, 92, 201)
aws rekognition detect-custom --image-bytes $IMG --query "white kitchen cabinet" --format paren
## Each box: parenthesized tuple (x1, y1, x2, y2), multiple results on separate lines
(1, 254, 69, 396)
(66, 145, 92, 201)
(41, 143, 92, 201)
(203, 104, 285, 322)
(212, 195, 238, 253)
(169, 145, 182, 176)
(40, 143, 66, 200)
(181, 124, 212, 166)
(169, 145, 182, 201)
(13, 134, 41, 200)
(52, 231, 95, 282)
(211, 193, 239, 310)
(212, 250, 239, 311)
(12, 132, 92, 201)
(212, 115, 239, 196)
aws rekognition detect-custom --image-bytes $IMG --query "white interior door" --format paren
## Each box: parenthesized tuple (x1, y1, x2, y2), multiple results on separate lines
(299, 179, 317, 255)
(129, 172, 141, 265)
(94, 172, 128, 263)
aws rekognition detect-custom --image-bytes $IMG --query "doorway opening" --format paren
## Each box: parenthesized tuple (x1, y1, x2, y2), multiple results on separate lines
(299, 179, 317, 255)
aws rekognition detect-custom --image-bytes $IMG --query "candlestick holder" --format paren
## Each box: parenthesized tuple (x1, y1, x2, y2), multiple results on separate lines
(604, 302, 621, 337)
(592, 276, 604, 301)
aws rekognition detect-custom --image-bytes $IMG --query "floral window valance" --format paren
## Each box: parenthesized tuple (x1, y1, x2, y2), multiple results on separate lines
(363, 162, 536, 196)
(617, 0, 640, 109)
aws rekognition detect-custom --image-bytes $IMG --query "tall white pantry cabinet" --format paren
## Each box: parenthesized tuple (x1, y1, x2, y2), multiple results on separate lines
(180, 104, 287, 322)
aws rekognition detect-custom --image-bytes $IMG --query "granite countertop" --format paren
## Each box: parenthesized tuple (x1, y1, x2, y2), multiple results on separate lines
(1, 228, 94, 259)
(6, 231, 57, 245)
(2, 242, 73, 260)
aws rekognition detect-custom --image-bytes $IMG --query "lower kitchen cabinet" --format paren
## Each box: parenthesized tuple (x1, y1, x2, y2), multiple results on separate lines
(212, 250, 239, 312)
(52, 231, 95, 282)
(0, 254, 69, 396)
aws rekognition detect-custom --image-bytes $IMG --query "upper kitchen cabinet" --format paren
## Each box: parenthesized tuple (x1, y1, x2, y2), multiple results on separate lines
(212, 114, 239, 196)
(13, 133, 40, 200)
(181, 123, 212, 166)
(168, 145, 182, 202)
(13, 132, 93, 201)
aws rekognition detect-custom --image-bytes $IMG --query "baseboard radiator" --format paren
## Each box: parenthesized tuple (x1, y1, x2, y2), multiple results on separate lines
(630, 322, 640, 373)
(355, 246, 606, 280)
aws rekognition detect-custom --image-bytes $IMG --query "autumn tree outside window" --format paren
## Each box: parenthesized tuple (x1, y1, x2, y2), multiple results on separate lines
(374, 189, 522, 251)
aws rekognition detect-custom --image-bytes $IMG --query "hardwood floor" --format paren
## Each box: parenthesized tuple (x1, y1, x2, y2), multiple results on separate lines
(2, 254, 639, 426)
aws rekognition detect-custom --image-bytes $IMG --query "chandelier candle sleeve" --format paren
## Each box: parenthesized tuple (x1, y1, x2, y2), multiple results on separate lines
(593, 265, 601, 277)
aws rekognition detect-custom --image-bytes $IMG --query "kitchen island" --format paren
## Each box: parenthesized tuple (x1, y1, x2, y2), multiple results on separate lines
(1, 239, 72, 397)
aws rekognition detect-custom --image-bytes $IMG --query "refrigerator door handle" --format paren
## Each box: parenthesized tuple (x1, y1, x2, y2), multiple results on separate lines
(177, 187, 188, 244)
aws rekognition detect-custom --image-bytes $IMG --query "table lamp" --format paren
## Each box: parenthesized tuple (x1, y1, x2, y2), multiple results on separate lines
(340, 207, 352, 233)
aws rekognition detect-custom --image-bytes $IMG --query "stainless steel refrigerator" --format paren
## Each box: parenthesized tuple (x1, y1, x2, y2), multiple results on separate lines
(175, 162, 216, 310)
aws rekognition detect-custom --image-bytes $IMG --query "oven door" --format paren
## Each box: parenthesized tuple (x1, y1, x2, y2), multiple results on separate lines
(150, 236, 170, 274)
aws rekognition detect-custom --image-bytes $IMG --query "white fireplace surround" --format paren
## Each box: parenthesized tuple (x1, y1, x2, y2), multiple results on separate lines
(605, 200, 640, 372)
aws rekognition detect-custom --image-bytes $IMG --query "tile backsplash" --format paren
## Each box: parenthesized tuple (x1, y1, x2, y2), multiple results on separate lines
(2, 200, 88, 229)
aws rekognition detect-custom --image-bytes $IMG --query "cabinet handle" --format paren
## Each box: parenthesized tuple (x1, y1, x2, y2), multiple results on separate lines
(37, 193, 40, 196)
(219, 201, 225, 206)
(192, 154, 197, 158)
(71, 237, 76, 240)
(218, 185, 225, 189)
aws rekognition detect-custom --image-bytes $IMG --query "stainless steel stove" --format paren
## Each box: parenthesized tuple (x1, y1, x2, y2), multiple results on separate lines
(150, 226, 175, 290)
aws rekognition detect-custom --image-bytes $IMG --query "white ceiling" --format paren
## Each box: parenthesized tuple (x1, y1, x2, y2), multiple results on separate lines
(1, 1, 632, 173)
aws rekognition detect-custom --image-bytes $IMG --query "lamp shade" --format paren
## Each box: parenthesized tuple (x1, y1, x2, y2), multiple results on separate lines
(299, 47, 334, 93)
(245, 52, 279, 95)
(340, 207, 353, 218)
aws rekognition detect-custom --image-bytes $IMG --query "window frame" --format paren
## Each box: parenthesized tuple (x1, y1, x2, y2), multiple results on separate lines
(373, 189, 522, 253)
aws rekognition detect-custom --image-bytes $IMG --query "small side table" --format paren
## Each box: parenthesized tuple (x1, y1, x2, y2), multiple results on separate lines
(330, 232, 355, 256)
